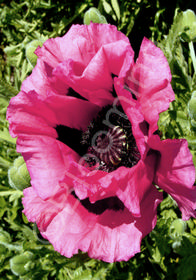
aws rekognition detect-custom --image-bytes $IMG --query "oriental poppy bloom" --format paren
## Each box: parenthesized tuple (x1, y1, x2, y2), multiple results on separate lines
(7, 23, 196, 262)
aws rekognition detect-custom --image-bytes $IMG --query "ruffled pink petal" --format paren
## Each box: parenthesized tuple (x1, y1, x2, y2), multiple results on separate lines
(21, 59, 54, 97)
(35, 23, 130, 67)
(43, 93, 101, 130)
(149, 135, 196, 220)
(52, 40, 134, 107)
(22, 187, 70, 231)
(46, 202, 152, 263)
(63, 152, 156, 217)
(7, 90, 100, 136)
(126, 38, 175, 135)
(17, 135, 78, 199)
(22, 184, 162, 262)
(135, 186, 163, 237)
(52, 59, 114, 107)
(7, 90, 57, 138)
(62, 162, 119, 202)
(139, 82, 174, 135)
(103, 41, 134, 77)
(116, 156, 156, 217)
(23, 23, 131, 103)
(114, 78, 147, 157)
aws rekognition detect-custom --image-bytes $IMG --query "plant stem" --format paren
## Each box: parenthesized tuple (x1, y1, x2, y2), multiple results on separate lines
(0, 190, 23, 196)
(0, 156, 12, 169)
(189, 41, 196, 74)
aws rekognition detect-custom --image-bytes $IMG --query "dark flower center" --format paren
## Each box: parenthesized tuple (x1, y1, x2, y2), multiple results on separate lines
(81, 105, 141, 172)
(89, 125, 127, 165)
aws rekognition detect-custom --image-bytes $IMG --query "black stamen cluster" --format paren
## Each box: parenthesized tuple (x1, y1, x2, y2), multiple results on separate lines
(81, 105, 141, 172)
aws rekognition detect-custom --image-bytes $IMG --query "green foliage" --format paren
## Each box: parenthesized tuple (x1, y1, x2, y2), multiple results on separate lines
(84, 7, 107, 25)
(158, 8, 196, 170)
(180, 9, 196, 42)
(0, 1, 196, 279)
(25, 39, 44, 67)
(8, 156, 31, 191)
(10, 251, 35, 276)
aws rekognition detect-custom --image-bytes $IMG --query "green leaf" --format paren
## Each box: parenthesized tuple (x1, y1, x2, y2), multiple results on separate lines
(111, 0, 120, 21)
(10, 251, 34, 276)
(0, 229, 11, 245)
(8, 156, 31, 191)
(0, 156, 12, 169)
(175, 237, 196, 280)
(25, 39, 44, 67)
(83, 7, 107, 25)
(169, 219, 187, 240)
(0, 127, 16, 144)
(180, 9, 196, 42)
(0, 79, 18, 98)
(102, 0, 112, 15)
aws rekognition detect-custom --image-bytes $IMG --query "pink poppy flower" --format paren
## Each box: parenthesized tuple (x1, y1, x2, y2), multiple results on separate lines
(7, 23, 196, 262)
